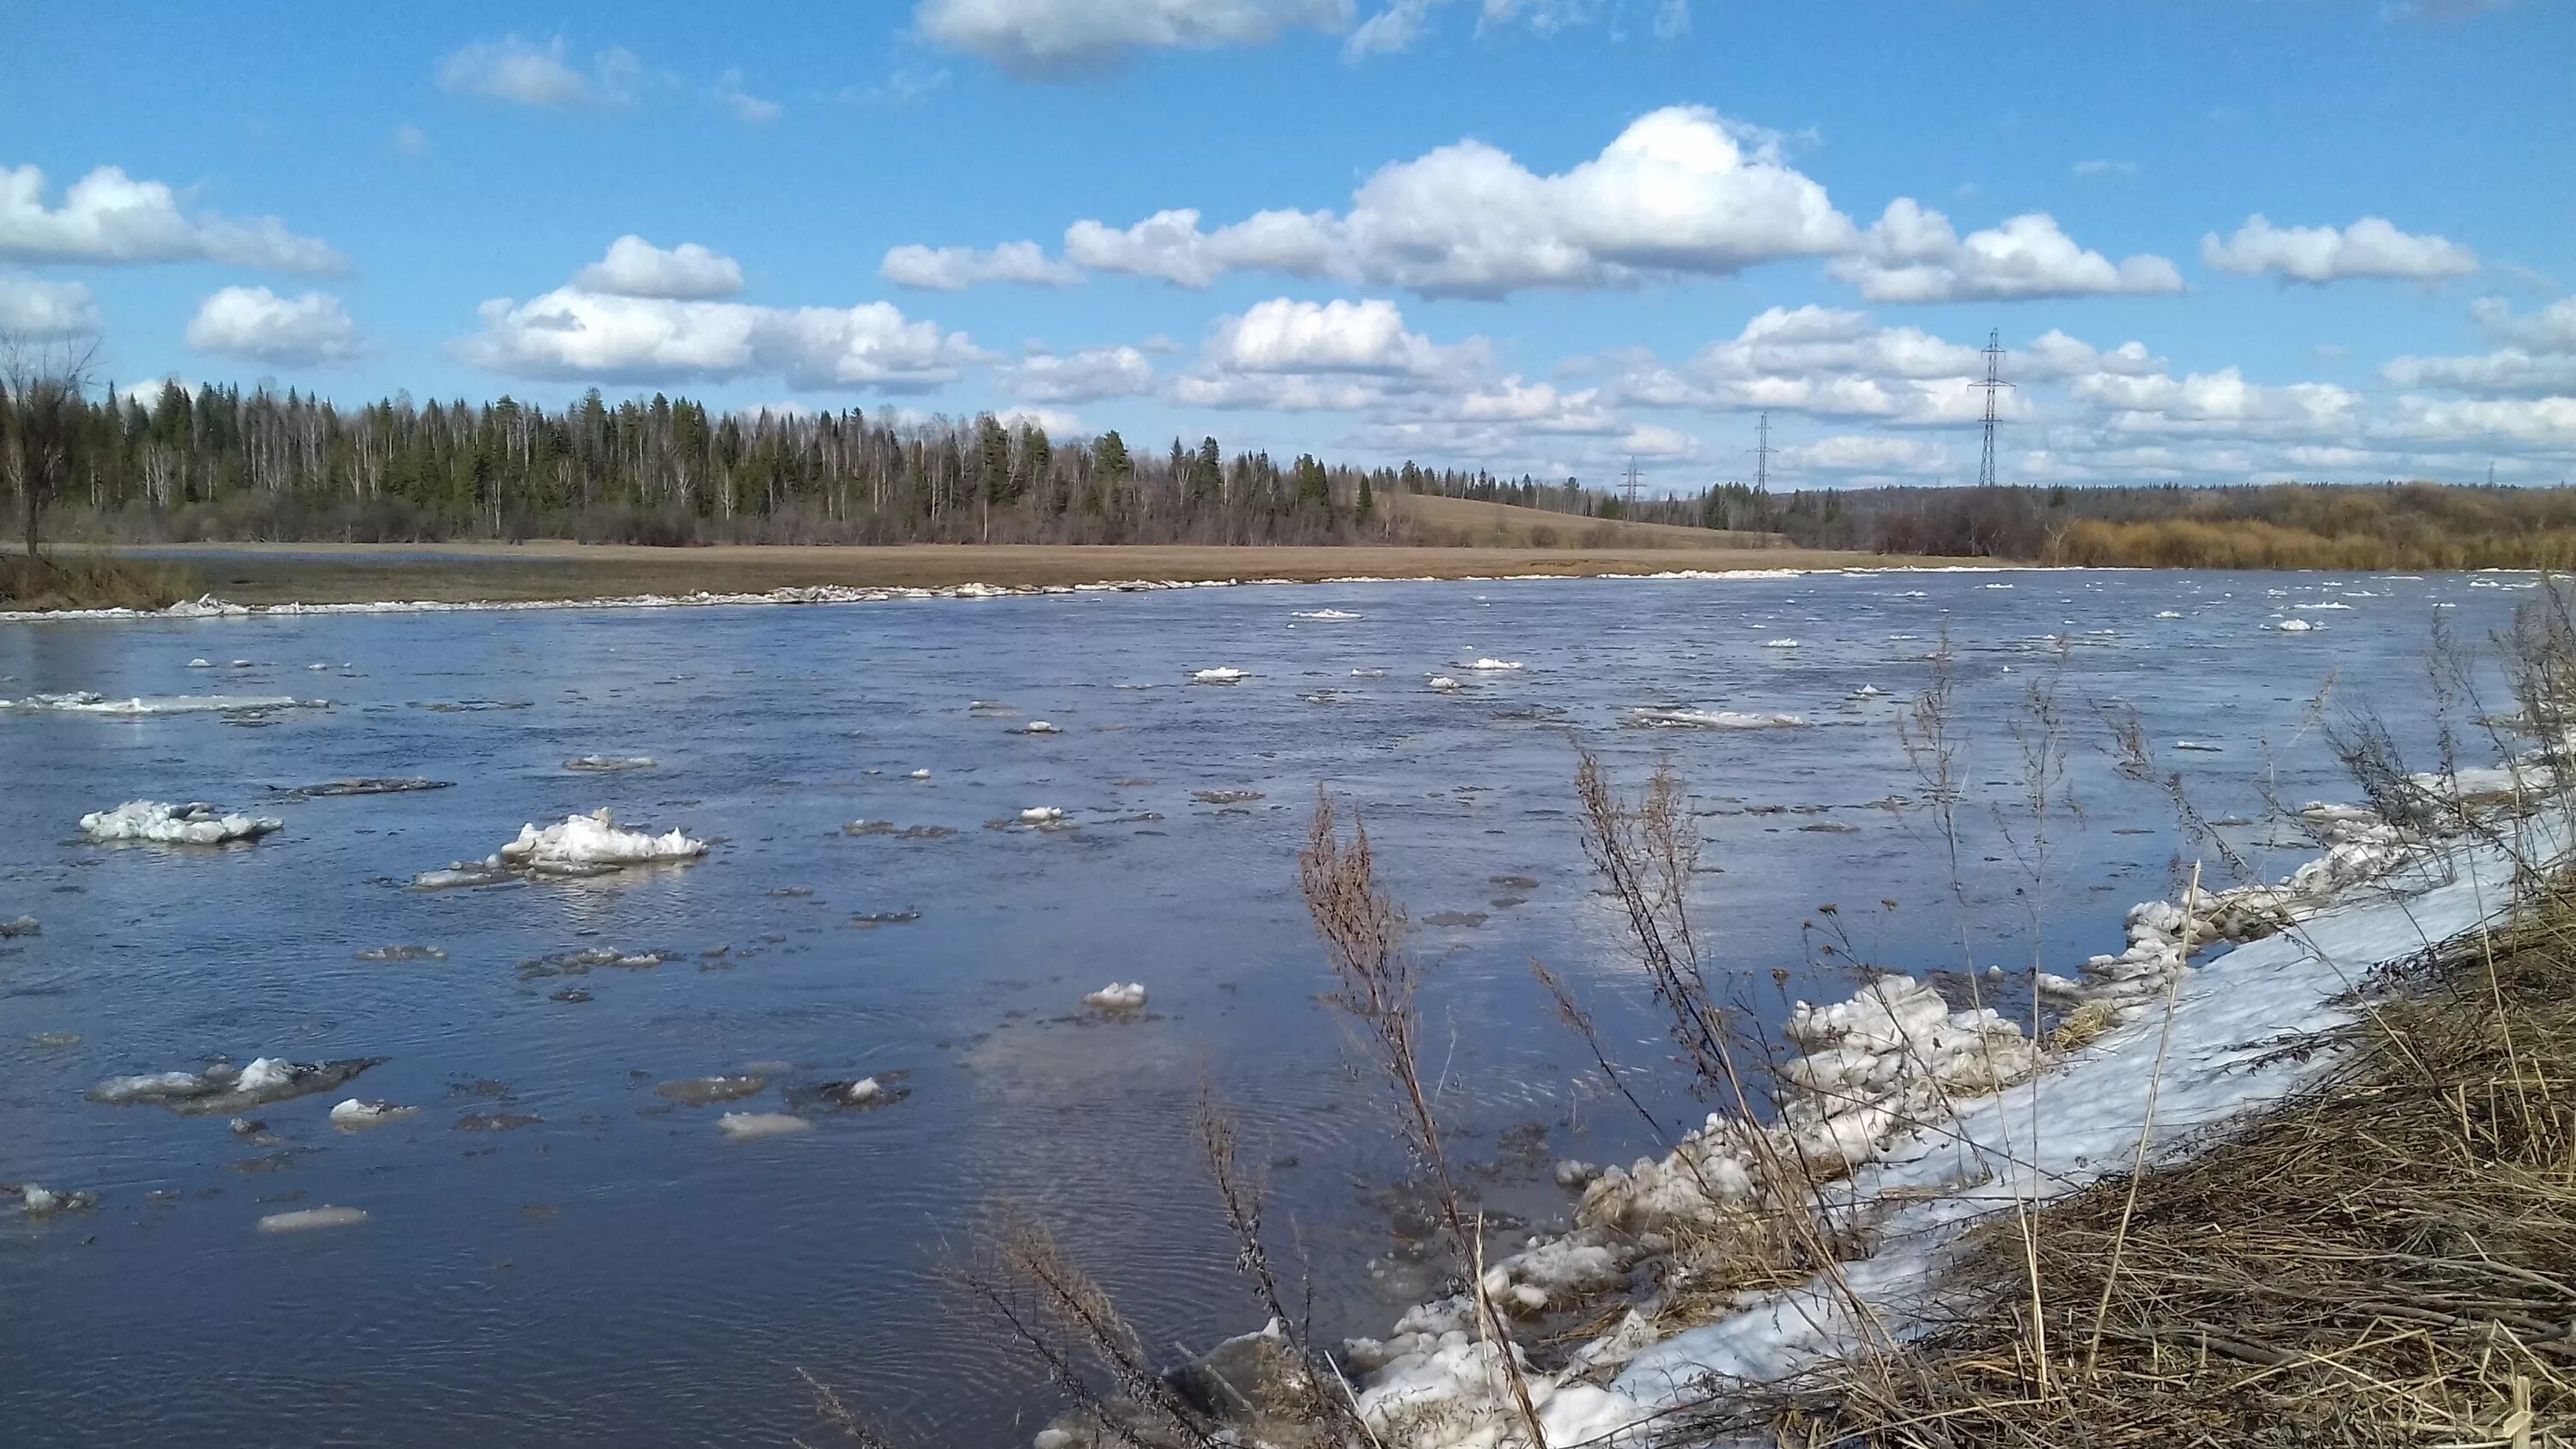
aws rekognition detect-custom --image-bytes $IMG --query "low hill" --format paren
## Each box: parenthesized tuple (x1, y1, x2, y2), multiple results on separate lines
(1385, 492, 1791, 550)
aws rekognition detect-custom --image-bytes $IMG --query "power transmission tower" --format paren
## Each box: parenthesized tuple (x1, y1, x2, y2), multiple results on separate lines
(1973, 330, 2014, 489)
(1749, 411, 1776, 491)
(1619, 457, 1644, 513)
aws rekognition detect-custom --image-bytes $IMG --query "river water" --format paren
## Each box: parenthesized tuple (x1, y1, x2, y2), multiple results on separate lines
(0, 568, 2529, 1447)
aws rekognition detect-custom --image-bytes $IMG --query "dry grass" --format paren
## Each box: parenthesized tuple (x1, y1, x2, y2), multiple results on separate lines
(0, 550, 196, 610)
(47, 539, 1905, 608)
(1385, 494, 1792, 551)
(1762, 883, 2576, 1449)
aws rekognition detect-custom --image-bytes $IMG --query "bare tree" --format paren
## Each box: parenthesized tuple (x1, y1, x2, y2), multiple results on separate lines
(0, 331, 100, 560)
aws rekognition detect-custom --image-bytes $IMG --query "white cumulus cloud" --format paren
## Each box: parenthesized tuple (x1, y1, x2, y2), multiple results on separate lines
(459, 289, 981, 391)
(998, 344, 1156, 402)
(572, 236, 745, 300)
(1066, 107, 1855, 297)
(1206, 297, 1458, 374)
(437, 36, 642, 109)
(2201, 215, 2478, 283)
(185, 286, 361, 366)
(0, 277, 99, 338)
(881, 240, 1084, 289)
(914, 0, 1353, 74)
(0, 163, 343, 274)
(1828, 199, 2184, 303)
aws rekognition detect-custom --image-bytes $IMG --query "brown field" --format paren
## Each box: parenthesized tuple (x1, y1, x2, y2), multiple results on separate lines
(1384, 492, 1789, 550)
(83, 539, 1912, 608)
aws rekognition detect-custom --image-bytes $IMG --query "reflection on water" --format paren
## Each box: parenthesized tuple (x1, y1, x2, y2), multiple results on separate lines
(0, 569, 2516, 1447)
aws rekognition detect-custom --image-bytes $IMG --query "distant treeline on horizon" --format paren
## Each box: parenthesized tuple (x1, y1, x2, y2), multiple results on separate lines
(11, 381, 2575, 569)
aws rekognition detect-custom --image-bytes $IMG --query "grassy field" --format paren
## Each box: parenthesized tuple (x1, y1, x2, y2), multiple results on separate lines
(55, 537, 1910, 608)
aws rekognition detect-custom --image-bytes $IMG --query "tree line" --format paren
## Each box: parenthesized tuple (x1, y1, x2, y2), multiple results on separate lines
(7, 351, 2567, 567)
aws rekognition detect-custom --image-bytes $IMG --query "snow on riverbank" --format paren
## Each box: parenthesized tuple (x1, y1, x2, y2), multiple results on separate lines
(79, 801, 283, 844)
(1332, 781, 2554, 1448)
(412, 808, 707, 887)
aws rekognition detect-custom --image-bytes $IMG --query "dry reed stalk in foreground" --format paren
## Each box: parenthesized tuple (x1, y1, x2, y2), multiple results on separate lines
(1301, 790, 1552, 1448)
(1759, 881, 2576, 1449)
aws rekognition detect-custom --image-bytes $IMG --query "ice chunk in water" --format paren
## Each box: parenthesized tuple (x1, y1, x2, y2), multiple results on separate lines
(79, 801, 283, 845)
(563, 755, 657, 772)
(258, 1205, 369, 1233)
(1427, 676, 1461, 692)
(908, 769, 933, 780)
(1464, 658, 1524, 672)
(1018, 721, 1062, 734)
(0, 915, 37, 937)
(187, 658, 213, 668)
(1084, 982, 1147, 1011)
(1192, 667, 1249, 684)
(498, 808, 707, 870)
(329, 1099, 420, 1129)
(1018, 807, 1066, 825)
(2274, 618, 2319, 632)
(1763, 638, 1800, 648)
(716, 1111, 812, 1138)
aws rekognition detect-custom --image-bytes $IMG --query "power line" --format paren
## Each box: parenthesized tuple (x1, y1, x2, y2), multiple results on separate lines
(1973, 329, 2014, 490)
(1619, 456, 1644, 512)
(1749, 411, 1776, 491)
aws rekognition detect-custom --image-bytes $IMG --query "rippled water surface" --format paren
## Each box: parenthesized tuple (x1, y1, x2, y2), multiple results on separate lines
(0, 568, 2528, 1447)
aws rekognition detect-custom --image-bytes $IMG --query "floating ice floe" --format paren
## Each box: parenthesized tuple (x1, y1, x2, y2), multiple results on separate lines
(186, 658, 213, 668)
(89, 1056, 382, 1115)
(2154, 610, 2184, 619)
(1847, 685, 1886, 699)
(1625, 708, 1808, 730)
(414, 808, 707, 887)
(11, 1184, 98, 1216)
(1192, 667, 1250, 684)
(829, 1077, 884, 1106)
(1293, 609, 1362, 620)
(79, 801, 283, 845)
(0, 915, 37, 937)
(2296, 601, 2353, 611)
(2274, 618, 2320, 632)
(329, 1099, 420, 1129)
(258, 1205, 368, 1233)
(1017, 721, 1062, 734)
(3, 691, 316, 715)
(716, 1111, 812, 1138)
(2174, 740, 2224, 753)
(563, 754, 657, 772)
(908, 768, 933, 780)
(355, 944, 446, 962)
(1463, 659, 1524, 672)
(1762, 638, 1800, 648)
(1427, 676, 1461, 692)
(1351, 668, 1388, 679)
(1084, 982, 1147, 1012)
(1018, 806, 1066, 825)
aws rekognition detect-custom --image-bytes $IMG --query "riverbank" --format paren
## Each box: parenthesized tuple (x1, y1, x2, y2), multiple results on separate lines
(1779, 872, 2576, 1445)
(10, 539, 1937, 614)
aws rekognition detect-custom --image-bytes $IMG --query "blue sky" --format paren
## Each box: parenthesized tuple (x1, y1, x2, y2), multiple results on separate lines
(4, 0, 2571, 491)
